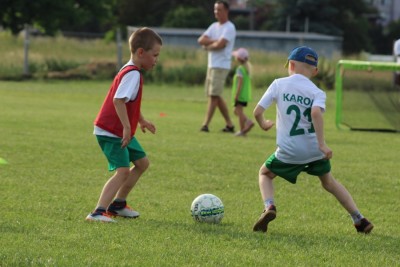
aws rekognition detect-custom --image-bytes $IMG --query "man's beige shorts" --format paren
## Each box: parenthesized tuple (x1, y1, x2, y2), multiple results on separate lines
(205, 68, 229, 96)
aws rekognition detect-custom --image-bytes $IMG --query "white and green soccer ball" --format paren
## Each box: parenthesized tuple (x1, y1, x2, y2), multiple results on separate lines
(191, 194, 224, 224)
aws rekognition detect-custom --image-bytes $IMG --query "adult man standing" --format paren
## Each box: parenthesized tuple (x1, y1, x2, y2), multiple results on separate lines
(394, 38, 400, 61)
(393, 39, 400, 85)
(198, 0, 236, 133)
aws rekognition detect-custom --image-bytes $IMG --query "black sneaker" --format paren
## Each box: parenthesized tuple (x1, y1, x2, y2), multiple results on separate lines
(253, 205, 276, 233)
(200, 125, 209, 132)
(222, 125, 234, 133)
(354, 218, 374, 234)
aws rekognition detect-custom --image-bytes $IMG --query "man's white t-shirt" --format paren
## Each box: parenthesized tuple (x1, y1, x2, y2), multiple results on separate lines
(203, 21, 236, 70)
(94, 60, 140, 137)
(394, 39, 400, 56)
(394, 39, 400, 63)
(257, 74, 326, 164)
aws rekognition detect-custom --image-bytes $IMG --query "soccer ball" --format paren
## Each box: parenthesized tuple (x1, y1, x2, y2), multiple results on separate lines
(190, 194, 224, 224)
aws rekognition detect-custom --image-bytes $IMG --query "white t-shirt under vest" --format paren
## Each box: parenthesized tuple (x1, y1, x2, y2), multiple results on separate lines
(94, 60, 140, 137)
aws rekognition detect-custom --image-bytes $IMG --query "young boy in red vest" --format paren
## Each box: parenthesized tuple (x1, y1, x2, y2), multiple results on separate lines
(86, 28, 163, 222)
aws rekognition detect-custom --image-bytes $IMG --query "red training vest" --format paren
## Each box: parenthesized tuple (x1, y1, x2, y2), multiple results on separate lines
(94, 65, 143, 138)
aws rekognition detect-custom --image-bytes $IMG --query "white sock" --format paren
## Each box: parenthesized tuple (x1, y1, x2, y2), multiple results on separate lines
(350, 211, 364, 224)
(263, 198, 275, 209)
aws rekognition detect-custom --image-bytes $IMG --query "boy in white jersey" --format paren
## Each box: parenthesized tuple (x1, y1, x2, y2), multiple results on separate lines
(252, 46, 373, 234)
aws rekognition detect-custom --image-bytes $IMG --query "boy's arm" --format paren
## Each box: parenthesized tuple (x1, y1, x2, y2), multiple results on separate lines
(253, 105, 274, 131)
(113, 98, 131, 148)
(139, 113, 156, 134)
(311, 106, 332, 159)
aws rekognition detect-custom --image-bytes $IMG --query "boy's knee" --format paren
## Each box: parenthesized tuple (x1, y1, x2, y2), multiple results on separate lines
(116, 167, 130, 177)
(259, 165, 275, 179)
(319, 173, 336, 190)
(134, 157, 150, 172)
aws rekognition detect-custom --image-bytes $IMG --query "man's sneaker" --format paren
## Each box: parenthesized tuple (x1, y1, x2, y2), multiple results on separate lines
(253, 205, 277, 233)
(86, 210, 116, 223)
(200, 125, 209, 132)
(107, 200, 140, 218)
(355, 218, 374, 234)
(222, 125, 235, 133)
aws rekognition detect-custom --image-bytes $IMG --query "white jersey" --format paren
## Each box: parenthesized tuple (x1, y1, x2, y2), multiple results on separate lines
(203, 21, 236, 69)
(94, 60, 140, 137)
(258, 74, 326, 164)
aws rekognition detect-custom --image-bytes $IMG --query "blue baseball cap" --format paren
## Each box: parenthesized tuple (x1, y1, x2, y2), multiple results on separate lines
(284, 46, 318, 68)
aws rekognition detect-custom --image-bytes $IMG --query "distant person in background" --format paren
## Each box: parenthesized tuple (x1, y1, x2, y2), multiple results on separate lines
(393, 39, 400, 85)
(198, 0, 236, 133)
(393, 38, 400, 62)
(231, 47, 255, 136)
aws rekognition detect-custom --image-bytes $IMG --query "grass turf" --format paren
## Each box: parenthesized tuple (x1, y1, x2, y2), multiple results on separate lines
(0, 80, 399, 266)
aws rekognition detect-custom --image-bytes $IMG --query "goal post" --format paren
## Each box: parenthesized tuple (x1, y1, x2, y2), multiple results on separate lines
(335, 60, 400, 132)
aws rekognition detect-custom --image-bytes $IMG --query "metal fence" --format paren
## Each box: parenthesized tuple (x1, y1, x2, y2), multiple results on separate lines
(127, 26, 343, 58)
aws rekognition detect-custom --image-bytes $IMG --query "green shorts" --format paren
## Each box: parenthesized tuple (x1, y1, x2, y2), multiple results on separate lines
(96, 135, 146, 171)
(265, 154, 331, 184)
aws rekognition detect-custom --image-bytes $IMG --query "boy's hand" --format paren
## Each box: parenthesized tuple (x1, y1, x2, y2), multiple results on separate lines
(139, 119, 156, 134)
(261, 120, 274, 131)
(319, 144, 333, 159)
(121, 127, 131, 148)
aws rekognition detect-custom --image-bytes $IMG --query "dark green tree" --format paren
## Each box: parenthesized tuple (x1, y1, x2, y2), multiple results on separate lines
(58, 0, 115, 33)
(383, 19, 400, 54)
(331, 0, 377, 54)
(0, 0, 113, 35)
(162, 6, 211, 29)
(265, 0, 376, 54)
(116, 0, 215, 28)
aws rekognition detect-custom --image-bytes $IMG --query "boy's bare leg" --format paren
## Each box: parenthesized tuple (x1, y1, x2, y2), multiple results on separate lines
(253, 165, 277, 232)
(259, 165, 276, 201)
(96, 167, 130, 209)
(319, 172, 373, 233)
(318, 172, 358, 213)
(116, 157, 149, 199)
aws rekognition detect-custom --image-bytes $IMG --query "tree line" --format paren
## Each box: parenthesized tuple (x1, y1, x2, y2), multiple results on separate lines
(1, 0, 400, 55)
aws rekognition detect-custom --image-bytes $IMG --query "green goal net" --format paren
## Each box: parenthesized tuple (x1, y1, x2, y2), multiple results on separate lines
(335, 60, 400, 132)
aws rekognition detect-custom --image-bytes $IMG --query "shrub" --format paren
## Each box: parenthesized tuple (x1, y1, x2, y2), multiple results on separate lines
(314, 58, 336, 90)
(143, 63, 205, 85)
(43, 58, 81, 72)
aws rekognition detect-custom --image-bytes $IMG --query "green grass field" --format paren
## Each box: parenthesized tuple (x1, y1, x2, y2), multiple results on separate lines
(0, 81, 399, 266)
